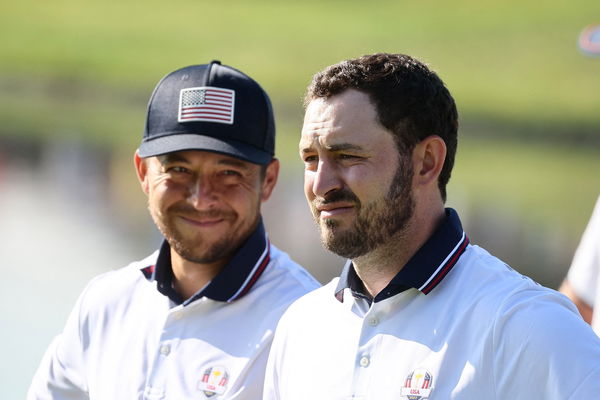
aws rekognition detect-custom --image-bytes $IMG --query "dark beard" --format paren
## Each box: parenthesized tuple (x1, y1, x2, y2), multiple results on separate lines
(315, 161, 415, 259)
(168, 228, 237, 264)
(151, 204, 249, 264)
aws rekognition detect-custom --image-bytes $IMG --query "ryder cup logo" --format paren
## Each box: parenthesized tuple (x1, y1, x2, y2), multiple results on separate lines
(197, 366, 229, 398)
(401, 368, 434, 400)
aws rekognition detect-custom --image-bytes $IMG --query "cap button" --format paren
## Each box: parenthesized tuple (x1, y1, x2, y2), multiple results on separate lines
(210, 60, 221, 65)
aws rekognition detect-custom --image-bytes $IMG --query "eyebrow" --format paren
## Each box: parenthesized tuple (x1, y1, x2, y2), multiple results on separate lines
(300, 142, 364, 154)
(159, 153, 189, 165)
(216, 157, 250, 170)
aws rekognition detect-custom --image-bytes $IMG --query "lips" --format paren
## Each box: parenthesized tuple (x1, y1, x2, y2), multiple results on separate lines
(180, 215, 225, 226)
(170, 205, 235, 227)
(312, 188, 360, 219)
(315, 202, 355, 218)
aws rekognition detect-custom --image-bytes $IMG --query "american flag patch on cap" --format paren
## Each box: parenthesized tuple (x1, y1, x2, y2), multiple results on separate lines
(178, 87, 235, 124)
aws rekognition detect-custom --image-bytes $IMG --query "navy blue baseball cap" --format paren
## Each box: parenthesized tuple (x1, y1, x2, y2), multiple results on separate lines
(138, 61, 275, 165)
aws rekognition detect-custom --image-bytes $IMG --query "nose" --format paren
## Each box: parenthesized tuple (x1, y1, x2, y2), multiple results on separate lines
(188, 176, 218, 209)
(309, 159, 343, 198)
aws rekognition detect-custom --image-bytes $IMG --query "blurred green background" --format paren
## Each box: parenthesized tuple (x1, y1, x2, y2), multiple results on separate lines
(1, 0, 599, 397)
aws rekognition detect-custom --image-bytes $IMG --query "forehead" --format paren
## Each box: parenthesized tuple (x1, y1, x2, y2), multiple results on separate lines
(300, 89, 391, 150)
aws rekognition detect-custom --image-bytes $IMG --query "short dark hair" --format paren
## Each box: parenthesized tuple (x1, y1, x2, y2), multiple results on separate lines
(304, 53, 458, 202)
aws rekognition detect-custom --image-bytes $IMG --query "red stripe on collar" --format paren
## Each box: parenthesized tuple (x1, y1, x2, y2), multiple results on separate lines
(227, 243, 271, 302)
(421, 234, 469, 294)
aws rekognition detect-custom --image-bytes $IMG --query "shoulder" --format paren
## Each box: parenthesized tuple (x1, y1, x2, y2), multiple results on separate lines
(439, 244, 590, 336)
(234, 244, 320, 318)
(74, 251, 159, 312)
(266, 280, 339, 370)
(491, 277, 589, 345)
(424, 245, 600, 397)
(259, 244, 321, 295)
(267, 279, 349, 372)
(457, 246, 600, 370)
(448, 244, 557, 303)
(490, 279, 600, 396)
(275, 278, 339, 327)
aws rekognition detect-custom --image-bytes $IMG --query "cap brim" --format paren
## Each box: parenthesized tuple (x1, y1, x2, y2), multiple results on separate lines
(138, 134, 272, 165)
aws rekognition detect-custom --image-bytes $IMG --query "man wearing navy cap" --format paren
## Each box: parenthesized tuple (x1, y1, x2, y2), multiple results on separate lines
(28, 61, 319, 399)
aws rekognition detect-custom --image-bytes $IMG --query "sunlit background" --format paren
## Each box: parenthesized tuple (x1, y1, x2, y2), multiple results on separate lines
(1, 0, 599, 397)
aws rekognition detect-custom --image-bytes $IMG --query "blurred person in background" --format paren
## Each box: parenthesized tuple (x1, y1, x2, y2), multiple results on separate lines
(560, 195, 600, 336)
(264, 53, 600, 399)
(28, 61, 319, 399)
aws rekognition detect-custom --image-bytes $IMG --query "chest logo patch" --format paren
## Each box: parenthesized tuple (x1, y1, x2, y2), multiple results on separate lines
(401, 368, 434, 400)
(197, 366, 229, 398)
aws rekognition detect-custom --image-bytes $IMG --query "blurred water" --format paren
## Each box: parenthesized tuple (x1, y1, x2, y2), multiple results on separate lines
(0, 136, 575, 398)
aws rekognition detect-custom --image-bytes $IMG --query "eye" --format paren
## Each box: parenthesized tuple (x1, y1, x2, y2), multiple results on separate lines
(303, 155, 318, 163)
(338, 153, 362, 160)
(168, 166, 190, 174)
(217, 166, 246, 179)
(222, 169, 242, 176)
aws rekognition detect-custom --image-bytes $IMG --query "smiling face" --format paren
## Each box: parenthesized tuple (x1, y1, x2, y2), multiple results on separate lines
(135, 150, 278, 265)
(300, 89, 415, 259)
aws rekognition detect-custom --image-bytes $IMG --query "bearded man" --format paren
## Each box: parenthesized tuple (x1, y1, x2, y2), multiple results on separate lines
(264, 53, 600, 400)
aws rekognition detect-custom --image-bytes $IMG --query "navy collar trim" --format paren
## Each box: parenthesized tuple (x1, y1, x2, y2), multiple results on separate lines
(140, 219, 271, 305)
(335, 208, 469, 303)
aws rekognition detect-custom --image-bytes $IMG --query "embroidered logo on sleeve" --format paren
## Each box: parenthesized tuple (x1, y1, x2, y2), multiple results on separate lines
(401, 368, 434, 400)
(198, 366, 229, 398)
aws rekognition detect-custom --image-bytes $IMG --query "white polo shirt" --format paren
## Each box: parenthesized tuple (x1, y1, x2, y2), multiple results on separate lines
(567, 195, 600, 335)
(265, 209, 600, 400)
(28, 221, 320, 399)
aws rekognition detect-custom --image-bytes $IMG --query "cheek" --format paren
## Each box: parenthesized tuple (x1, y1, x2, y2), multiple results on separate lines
(345, 168, 390, 203)
(220, 182, 262, 208)
(149, 181, 187, 208)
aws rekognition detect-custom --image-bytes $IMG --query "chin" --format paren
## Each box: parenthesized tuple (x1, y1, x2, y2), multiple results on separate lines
(321, 217, 350, 231)
(320, 227, 341, 246)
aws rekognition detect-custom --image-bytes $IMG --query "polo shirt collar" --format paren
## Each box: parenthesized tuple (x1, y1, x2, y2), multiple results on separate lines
(141, 219, 271, 305)
(335, 208, 469, 303)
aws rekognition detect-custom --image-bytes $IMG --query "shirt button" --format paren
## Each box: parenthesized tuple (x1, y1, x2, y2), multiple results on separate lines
(144, 386, 165, 399)
(368, 316, 379, 326)
(359, 356, 370, 367)
(159, 344, 171, 356)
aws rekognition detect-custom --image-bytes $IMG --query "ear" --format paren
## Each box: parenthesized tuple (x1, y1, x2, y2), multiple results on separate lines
(133, 150, 150, 195)
(260, 158, 280, 202)
(413, 135, 446, 188)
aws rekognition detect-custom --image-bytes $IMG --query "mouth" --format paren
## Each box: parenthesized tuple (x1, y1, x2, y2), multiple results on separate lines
(316, 203, 355, 219)
(179, 215, 227, 228)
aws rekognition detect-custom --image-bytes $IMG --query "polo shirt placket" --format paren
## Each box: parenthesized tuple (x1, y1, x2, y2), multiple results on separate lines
(141, 222, 272, 399)
(337, 209, 469, 399)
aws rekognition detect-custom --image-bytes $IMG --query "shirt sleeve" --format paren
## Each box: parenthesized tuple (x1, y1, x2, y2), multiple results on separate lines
(567, 195, 600, 308)
(27, 289, 90, 400)
(492, 288, 600, 399)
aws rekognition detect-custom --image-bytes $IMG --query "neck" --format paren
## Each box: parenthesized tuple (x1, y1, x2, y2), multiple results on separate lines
(170, 251, 229, 301)
(353, 206, 446, 298)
